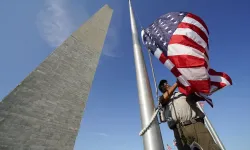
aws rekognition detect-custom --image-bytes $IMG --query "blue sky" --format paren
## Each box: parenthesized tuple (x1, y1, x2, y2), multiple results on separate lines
(0, 0, 249, 149)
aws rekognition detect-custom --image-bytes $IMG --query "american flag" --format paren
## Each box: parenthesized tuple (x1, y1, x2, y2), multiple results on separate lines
(167, 144, 172, 150)
(199, 101, 205, 109)
(173, 139, 177, 146)
(141, 12, 232, 107)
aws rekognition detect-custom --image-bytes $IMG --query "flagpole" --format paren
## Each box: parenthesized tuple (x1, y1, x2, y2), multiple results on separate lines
(128, 0, 165, 150)
(197, 103, 226, 150)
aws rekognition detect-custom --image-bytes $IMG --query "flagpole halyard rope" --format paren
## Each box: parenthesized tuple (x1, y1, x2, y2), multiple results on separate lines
(139, 107, 160, 136)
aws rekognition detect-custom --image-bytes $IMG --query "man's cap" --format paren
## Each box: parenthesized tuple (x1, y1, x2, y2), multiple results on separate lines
(158, 79, 168, 92)
(159, 80, 167, 86)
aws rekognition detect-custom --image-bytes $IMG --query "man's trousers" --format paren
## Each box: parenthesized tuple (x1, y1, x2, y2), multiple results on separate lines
(172, 122, 221, 150)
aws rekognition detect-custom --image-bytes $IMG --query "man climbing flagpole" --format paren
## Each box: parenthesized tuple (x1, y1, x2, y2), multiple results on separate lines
(128, 0, 165, 150)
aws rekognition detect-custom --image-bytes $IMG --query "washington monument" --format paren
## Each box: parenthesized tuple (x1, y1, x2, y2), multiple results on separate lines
(0, 4, 113, 150)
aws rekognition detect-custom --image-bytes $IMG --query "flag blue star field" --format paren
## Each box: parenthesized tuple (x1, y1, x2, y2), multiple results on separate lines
(141, 12, 232, 107)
